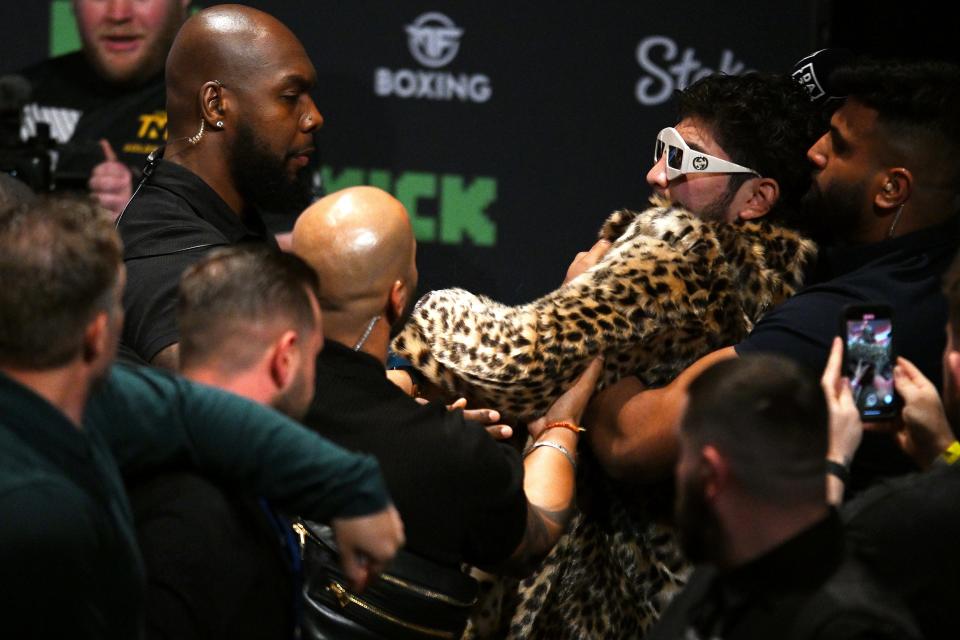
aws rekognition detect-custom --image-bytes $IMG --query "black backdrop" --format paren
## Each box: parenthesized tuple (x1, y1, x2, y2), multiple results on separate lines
(2, 1, 818, 303)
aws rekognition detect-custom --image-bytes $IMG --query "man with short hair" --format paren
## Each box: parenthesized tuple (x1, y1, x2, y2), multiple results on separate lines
(177, 246, 323, 419)
(647, 355, 920, 640)
(0, 195, 403, 639)
(590, 60, 960, 493)
(19, 0, 190, 213)
(118, 4, 322, 369)
(127, 246, 325, 640)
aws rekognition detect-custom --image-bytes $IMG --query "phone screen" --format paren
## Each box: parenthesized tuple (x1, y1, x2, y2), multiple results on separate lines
(843, 308, 897, 420)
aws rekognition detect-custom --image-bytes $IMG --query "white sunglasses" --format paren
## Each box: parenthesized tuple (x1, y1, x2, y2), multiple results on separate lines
(654, 127, 759, 181)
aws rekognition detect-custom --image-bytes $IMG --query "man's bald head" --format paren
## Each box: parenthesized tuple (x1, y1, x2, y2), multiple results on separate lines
(162, 4, 321, 215)
(165, 4, 314, 136)
(293, 187, 417, 318)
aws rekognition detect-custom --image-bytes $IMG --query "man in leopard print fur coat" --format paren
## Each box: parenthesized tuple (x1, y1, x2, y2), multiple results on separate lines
(392, 72, 822, 638)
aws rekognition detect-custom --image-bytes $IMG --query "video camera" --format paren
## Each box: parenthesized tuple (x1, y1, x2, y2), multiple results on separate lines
(0, 74, 57, 192)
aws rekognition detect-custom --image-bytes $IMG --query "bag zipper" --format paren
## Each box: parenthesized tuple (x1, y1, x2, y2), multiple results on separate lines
(293, 522, 478, 607)
(327, 580, 456, 639)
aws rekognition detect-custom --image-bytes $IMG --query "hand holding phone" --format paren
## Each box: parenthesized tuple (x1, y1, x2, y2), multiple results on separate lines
(841, 304, 899, 421)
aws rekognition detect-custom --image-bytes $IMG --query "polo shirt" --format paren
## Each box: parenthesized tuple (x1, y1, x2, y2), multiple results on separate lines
(647, 511, 921, 640)
(0, 364, 389, 638)
(118, 158, 276, 362)
(306, 340, 527, 569)
(19, 51, 166, 185)
(737, 216, 960, 490)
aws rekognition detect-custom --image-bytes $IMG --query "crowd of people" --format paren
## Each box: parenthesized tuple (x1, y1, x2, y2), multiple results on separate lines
(2, 2, 960, 639)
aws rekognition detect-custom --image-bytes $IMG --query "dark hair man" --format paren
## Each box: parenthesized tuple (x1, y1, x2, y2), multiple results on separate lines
(0, 195, 403, 638)
(565, 71, 819, 282)
(647, 71, 818, 225)
(647, 355, 920, 640)
(18, 0, 190, 215)
(125, 246, 325, 639)
(291, 186, 602, 638)
(118, 4, 322, 370)
(590, 59, 960, 493)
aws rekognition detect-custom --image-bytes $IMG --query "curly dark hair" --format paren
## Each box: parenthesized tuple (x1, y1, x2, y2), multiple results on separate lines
(831, 59, 960, 190)
(677, 72, 821, 224)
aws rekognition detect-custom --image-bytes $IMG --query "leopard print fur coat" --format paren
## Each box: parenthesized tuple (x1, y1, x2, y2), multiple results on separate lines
(393, 199, 817, 422)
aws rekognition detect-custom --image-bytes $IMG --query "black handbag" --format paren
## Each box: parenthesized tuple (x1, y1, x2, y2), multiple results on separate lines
(295, 520, 479, 640)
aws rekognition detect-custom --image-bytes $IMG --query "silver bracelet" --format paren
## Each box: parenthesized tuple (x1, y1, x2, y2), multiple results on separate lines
(524, 440, 576, 469)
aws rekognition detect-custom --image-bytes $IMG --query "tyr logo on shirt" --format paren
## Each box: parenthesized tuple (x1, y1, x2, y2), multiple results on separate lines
(124, 110, 167, 155)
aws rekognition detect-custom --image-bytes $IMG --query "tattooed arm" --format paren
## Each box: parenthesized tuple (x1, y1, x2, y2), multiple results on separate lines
(497, 359, 603, 577)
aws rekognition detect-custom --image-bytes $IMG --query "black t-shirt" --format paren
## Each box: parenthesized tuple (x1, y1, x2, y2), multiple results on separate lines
(737, 216, 960, 490)
(647, 511, 921, 640)
(19, 51, 166, 184)
(127, 471, 294, 640)
(844, 465, 960, 640)
(118, 159, 276, 362)
(305, 340, 527, 569)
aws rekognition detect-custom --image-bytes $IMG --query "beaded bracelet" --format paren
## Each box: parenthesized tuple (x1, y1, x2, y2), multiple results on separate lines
(544, 421, 585, 435)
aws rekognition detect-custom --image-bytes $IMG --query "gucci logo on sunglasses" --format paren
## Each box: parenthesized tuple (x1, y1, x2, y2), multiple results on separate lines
(654, 127, 759, 181)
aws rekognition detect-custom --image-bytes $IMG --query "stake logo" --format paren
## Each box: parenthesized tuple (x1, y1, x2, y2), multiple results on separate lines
(406, 12, 463, 68)
(635, 35, 752, 106)
(375, 12, 492, 103)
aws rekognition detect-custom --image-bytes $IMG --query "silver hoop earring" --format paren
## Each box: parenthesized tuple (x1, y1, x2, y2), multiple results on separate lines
(188, 119, 205, 145)
(215, 120, 224, 128)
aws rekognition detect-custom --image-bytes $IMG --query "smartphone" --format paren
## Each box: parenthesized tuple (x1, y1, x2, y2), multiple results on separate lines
(841, 304, 899, 421)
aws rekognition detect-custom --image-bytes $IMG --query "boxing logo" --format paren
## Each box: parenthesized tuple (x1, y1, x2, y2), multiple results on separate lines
(406, 12, 463, 69)
(375, 11, 492, 103)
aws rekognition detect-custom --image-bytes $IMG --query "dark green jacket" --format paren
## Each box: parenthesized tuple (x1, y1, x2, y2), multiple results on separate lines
(0, 364, 389, 639)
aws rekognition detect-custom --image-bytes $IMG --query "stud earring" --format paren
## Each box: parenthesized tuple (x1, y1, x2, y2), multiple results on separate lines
(216, 120, 224, 128)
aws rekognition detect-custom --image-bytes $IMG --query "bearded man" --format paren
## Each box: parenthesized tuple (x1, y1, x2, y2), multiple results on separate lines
(117, 4, 321, 369)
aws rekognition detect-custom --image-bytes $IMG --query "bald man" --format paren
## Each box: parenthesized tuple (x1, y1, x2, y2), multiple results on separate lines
(117, 4, 321, 370)
(290, 186, 602, 638)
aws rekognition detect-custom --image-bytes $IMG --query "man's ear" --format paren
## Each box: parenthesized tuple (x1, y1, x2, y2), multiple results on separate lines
(737, 177, 780, 221)
(700, 445, 729, 501)
(198, 80, 227, 129)
(82, 312, 110, 364)
(874, 168, 913, 211)
(268, 330, 300, 391)
(386, 279, 408, 326)
(947, 349, 960, 399)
